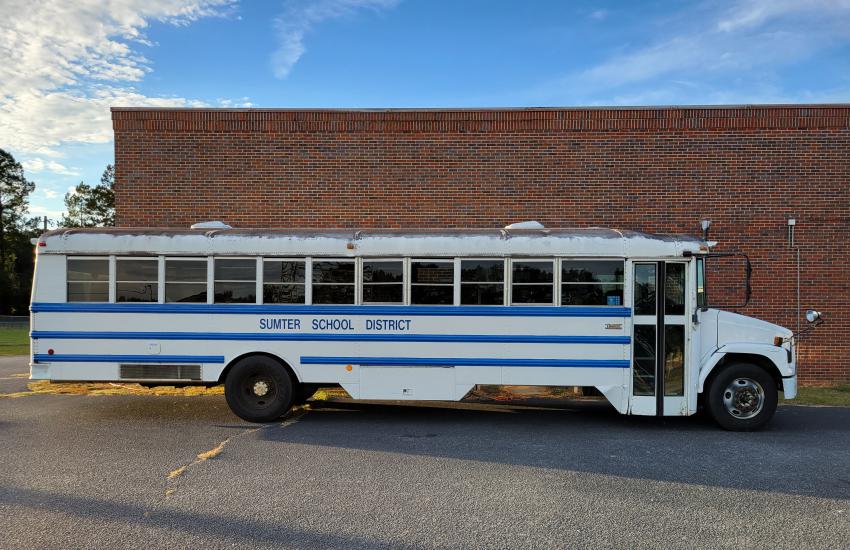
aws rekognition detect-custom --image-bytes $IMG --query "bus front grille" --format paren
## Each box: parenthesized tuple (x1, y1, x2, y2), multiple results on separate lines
(119, 364, 202, 381)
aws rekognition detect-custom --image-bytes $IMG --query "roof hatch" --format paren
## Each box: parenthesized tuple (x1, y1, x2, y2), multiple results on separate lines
(190, 221, 232, 230)
(504, 221, 545, 230)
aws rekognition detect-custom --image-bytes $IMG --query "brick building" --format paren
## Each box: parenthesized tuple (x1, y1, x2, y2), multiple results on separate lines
(111, 106, 849, 385)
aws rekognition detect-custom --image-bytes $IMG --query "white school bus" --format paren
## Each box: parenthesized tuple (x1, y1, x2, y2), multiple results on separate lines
(29, 222, 807, 430)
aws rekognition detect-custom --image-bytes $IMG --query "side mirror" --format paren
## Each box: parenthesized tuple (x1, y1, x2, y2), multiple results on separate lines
(806, 310, 822, 323)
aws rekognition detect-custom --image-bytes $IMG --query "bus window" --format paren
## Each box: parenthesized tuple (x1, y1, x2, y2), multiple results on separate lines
(362, 260, 403, 304)
(116, 258, 158, 303)
(67, 258, 109, 302)
(561, 260, 624, 306)
(511, 260, 554, 304)
(410, 260, 454, 305)
(696, 258, 706, 308)
(460, 259, 504, 305)
(214, 258, 256, 303)
(263, 260, 305, 304)
(312, 260, 355, 304)
(165, 259, 207, 303)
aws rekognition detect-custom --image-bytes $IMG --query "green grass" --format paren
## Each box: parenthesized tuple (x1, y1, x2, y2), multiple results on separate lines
(0, 327, 29, 356)
(792, 386, 850, 407)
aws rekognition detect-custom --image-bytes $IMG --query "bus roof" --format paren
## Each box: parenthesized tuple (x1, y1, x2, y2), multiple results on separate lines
(37, 227, 706, 258)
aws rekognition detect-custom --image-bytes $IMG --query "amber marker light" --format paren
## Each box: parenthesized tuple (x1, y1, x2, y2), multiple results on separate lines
(345, 365, 353, 372)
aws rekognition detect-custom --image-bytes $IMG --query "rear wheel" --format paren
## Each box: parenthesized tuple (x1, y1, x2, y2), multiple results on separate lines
(706, 363, 777, 431)
(224, 356, 294, 422)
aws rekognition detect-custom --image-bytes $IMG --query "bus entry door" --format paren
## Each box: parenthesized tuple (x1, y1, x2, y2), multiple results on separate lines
(629, 261, 689, 416)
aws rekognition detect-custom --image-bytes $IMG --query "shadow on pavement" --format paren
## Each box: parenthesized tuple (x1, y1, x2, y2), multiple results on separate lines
(256, 398, 850, 500)
(0, 485, 421, 549)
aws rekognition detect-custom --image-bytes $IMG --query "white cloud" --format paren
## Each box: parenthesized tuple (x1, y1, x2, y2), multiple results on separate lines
(589, 9, 609, 21)
(28, 204, 66, 220)
(21, 158, 79, 176)
(217, 97, 254, 107)
(43, 189, 59, 199)
(271, 0, 399, 79)
(717, 0, 850, 32)
(543, 0, 850, 104)
(0, 0, 236, 156)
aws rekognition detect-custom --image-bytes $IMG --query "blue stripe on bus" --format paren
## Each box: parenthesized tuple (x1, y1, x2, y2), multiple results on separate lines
(32, 354, 224, 364)
(30, 302, 631, 317)
(300, 356, 630, 368)
(30, 331, 630, 345)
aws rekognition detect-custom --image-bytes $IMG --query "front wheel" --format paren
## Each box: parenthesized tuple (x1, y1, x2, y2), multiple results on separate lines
(224, 356, 294, 422)
(706, 363, 778, 431)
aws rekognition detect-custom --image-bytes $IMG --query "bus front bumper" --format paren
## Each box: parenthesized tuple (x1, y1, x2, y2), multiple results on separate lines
(783, 374, 798, 400)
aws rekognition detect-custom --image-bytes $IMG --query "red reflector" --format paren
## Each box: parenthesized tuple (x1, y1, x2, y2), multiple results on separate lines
(38, 242, 46, 247)
(47, 348, 54, 355)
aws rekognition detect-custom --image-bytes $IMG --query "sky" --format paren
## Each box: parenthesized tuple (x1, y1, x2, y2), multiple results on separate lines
(2, 0, 850, 222)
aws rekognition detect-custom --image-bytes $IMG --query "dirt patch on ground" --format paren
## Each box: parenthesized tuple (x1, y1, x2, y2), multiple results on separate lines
(0, 380, 224, 398)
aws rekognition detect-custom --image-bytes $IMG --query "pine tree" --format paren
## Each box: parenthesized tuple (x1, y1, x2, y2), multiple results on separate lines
(61, 164, 115, 227)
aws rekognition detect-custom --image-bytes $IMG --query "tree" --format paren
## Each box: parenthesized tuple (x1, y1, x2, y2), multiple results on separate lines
(0, 149, 37, 315)
(61, 164, 115, 227)
(0, 149, 35, 267)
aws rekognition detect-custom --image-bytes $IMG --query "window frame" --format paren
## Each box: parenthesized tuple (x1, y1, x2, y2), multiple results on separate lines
(115, 256, 160, 303)
(361, 258, 405, 305)
(509, 258, 556, 306)
(558, 257, 626, 307)
(212, 256, 258, 304)
(310, 258, 357, 305)
(408, 258, 456, 306)
(261, 257, 307, 305)
(459, 257, 508, 307)
(66, 255, 111, 303)
(163, 256, 210, 304)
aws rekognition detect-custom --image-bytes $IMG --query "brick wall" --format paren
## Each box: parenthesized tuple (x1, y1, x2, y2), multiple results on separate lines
(112, 106, 850, 385)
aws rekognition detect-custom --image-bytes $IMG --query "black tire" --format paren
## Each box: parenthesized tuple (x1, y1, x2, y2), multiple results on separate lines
(224, 355, 294, 422)
(292, 383, 321, 405)
(706, 363, 778, 431)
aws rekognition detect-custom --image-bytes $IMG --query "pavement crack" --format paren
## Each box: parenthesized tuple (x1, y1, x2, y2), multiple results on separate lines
(163, 405, 309, 498)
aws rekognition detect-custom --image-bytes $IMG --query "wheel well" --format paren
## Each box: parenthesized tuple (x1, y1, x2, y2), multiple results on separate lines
(218, 352, 299, 385)
(704, 353, 783, 393)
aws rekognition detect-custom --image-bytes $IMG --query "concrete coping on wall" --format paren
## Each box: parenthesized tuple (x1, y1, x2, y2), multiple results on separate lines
(110, 105, 850, 133)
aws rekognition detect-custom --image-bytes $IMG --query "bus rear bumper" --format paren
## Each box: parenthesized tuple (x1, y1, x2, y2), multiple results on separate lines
(782, 375, 798, 400)
(29, 362, 51, 380)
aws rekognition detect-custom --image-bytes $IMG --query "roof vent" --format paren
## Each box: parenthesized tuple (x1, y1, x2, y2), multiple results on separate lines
(504, 220, 545, 230)
(190, 221, 232, 230)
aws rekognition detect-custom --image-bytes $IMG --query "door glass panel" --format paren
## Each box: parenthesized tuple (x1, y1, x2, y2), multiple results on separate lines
(696, 258, 706, 308)
(665, 263, 686, 315)
(634, 264, 656, 315)
(632, 325, 656, 396)
(664, 325, 685, 396)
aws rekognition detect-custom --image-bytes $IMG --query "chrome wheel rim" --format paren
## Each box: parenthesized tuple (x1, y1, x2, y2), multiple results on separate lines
(722, 378, 765, 419)
(241, 374, 277, 409)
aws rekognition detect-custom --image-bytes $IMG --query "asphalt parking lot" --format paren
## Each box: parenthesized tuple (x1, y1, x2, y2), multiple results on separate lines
(1, 355, 848, 549)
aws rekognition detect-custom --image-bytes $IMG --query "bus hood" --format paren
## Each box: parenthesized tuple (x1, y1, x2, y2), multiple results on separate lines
(715, 310, 792, 348)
